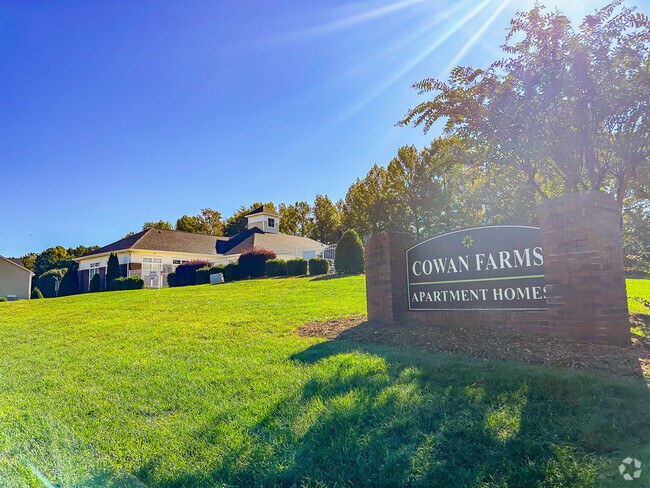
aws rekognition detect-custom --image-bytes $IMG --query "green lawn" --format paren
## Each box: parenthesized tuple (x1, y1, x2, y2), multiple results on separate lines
(627, 278, 650, 314)
(0, 276, 648, 487)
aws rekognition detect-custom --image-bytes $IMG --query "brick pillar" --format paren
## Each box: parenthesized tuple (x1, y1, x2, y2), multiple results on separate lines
(537, 190, 629, 345)
(365, 232, 416, 323)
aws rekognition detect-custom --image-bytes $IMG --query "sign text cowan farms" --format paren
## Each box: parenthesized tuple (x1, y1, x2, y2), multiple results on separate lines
(406, 226, 547, 311)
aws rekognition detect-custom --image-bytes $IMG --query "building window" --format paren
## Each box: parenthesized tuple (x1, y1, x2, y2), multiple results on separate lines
(173, 260, 181, 265)
(89, 262, 101, 280)
(268, 218, 275, 228)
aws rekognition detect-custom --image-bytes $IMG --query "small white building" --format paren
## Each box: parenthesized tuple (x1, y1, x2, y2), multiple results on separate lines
(75, 205, 327, 290)
(0, 255, 34, 300)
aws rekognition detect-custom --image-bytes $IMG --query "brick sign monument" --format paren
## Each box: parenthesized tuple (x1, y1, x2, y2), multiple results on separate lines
(365, 190, 630, 345)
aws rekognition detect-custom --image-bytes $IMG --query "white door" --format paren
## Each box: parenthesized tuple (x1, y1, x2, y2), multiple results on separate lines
(142, 257, 163, 288)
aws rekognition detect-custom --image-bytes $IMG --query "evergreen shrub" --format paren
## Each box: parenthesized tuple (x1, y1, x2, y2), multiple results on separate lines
(239, 248, 277, 278)
(335, 230, 364, 274)
(222, 262, 240, 282)
(286, 258, 307, 276)
(89, 273, 101, 293)
(195, 266, 213, 285)
(308, 257, 329, 275)
(175, 260, 212, 287)
(265, 259, 287, 277)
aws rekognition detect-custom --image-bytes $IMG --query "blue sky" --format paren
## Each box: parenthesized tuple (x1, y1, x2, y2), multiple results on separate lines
(2, 0, 648, 256)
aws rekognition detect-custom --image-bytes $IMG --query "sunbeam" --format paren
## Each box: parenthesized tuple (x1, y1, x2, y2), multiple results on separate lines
(296, 0, 474, 102)
(338, 0, 496, 122)
(438, 0, 513, 77)
(278, 0, 426, 43)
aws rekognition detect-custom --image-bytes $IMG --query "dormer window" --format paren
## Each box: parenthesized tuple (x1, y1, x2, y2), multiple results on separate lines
(245, 205, 280, 234)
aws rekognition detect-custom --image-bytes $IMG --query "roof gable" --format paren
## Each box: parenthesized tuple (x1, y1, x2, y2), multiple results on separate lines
(0, 255, 35, 275)
(217, 227, 263, 254)
(246, 205, 280, 218)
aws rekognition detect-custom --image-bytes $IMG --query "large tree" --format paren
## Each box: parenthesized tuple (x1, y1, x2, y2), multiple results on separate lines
(399, 2, 649, 203)
(310, 195, 341, 244)
(33, 246, 70, 276)
(19, 253, 37, 272)
(142, 220, 173, 231)
(172, 209, 225, 235)
(340, 164, 405, 239)
(278, 202, 312, 236)
(175, 215, 206, 234)
(196, 208, 224, 236)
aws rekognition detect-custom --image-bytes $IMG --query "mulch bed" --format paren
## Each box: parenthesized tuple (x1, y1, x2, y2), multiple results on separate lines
(297, 314, 650, 380)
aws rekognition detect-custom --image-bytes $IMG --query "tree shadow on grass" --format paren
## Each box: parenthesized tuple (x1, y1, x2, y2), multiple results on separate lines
(148, 341, 650, 488)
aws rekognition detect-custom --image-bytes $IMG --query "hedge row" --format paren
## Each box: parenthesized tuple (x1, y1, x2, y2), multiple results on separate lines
(109, 276, 145, 291)
(239, 248, 277, 278)
(167, 256, 331, 288)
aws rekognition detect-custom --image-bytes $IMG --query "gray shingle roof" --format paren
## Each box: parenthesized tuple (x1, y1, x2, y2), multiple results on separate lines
(78, 228, 226, 258)
(77, 227, 324, 259)
(224, 232, 326, 255)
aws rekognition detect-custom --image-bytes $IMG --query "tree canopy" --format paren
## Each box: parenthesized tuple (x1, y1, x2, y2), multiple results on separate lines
(143, 220, 173, 231)
(399, 1, 649, 203)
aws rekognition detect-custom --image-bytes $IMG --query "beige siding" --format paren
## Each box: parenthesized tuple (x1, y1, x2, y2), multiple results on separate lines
(0, 260, 33, 300)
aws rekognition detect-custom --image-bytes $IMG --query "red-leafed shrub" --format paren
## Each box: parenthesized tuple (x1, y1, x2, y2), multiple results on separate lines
(175, 260, 213, 286)
(239, 248, 277, 278)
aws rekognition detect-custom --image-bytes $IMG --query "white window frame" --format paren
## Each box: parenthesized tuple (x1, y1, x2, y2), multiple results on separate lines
(89, 262, 101, 279)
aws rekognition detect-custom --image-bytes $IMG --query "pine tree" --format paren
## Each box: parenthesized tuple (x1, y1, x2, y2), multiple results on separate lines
(106, 253, 121, 291)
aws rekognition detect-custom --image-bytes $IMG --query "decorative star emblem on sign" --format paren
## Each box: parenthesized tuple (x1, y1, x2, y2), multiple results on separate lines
(462, 235, 474, 248)
(619, 457, 642, 481)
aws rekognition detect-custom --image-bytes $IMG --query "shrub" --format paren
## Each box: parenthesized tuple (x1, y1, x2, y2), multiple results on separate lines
(121, 276, 145, 290)
(309, 257, 329, 275)
(195, 266, 212, 285)
(89, 273, 101, 293)
(286, 258, 308, 276)
(59, 265, 79, 296)
(109, 276, 145, 291)
(210, 265, 226, 275)
(106, 252, 121, 289)
(31, 288, 44, 299)
(239, 248, 277, 278)
(166, 272, 177, 287)
(0, 297, 7, 302)
(36, 268, 68, 298)
(335, 230, 365, 274)
(174, 260, 212, 287)
(109, 278, 123, 291)
(265, 259, 287, 277)
(222, 262, 240, 282)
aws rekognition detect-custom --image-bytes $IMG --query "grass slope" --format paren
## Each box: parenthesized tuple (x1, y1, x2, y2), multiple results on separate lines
(627, 278, 650, 314)
(0, 276, 647, 487)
